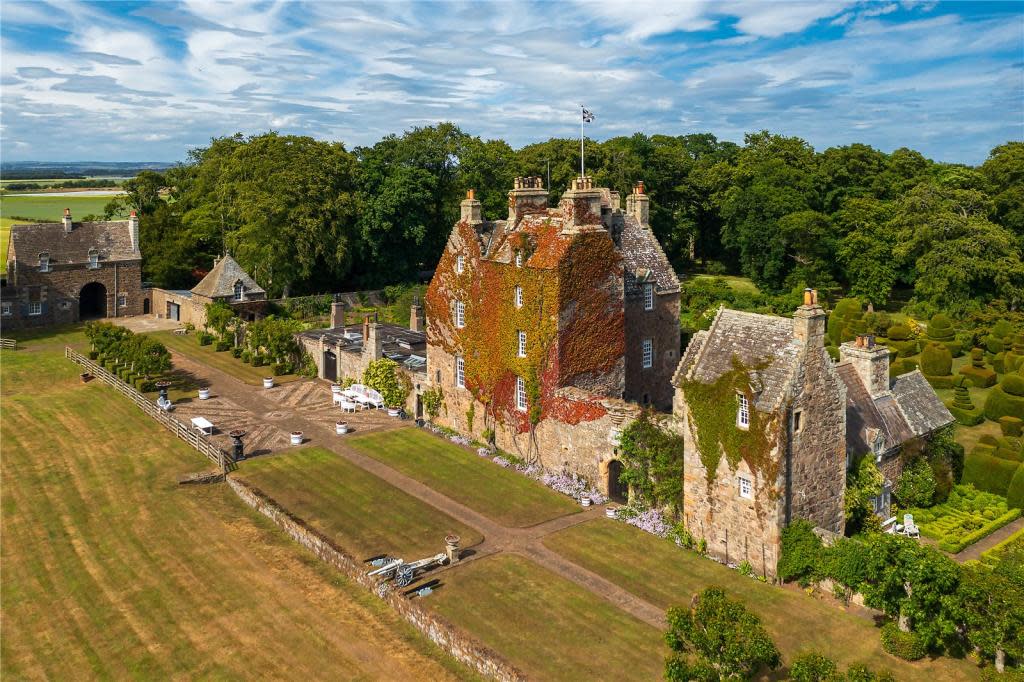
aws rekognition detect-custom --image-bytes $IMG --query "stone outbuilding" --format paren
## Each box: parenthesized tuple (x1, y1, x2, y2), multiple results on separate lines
(836, 334, 955, 516)
(2, 209, 144, 328)
(148, 253, 267, 328)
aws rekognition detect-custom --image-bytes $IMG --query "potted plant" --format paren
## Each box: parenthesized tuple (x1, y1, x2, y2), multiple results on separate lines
(387, 406, 402, 417)
(336, 421, 349, 435)
(263, 377, 275, 389)
(198, 387, 211, 400)
(580, 496, 592, 507)
(290, 431, 303, 445)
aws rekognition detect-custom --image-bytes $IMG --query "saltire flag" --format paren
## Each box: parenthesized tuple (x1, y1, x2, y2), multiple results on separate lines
(582, 107, 595, 122)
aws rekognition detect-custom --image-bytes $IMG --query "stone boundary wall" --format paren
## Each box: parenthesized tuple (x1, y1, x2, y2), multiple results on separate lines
(226, 476, 525, 682)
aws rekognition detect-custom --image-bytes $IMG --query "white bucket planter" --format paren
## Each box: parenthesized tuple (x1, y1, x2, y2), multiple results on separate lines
(263, 377, 275, 389)
(605, 506, 618, 519)
(290, 431, 303, 446)
(198, 388, 211, 400)
(580, 497, 592, 507)
(387, 407, 401, 417)
(336, 422, 349, 435)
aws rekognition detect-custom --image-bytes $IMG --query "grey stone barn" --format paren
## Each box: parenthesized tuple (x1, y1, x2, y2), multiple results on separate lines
(2, 209, 144, 329)
(148, 254, 267, 328)
(672, 290, 953, 577)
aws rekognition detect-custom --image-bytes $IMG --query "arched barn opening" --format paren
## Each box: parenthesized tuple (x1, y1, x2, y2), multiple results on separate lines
(607, 459, 627, 502)
(79, 282, 107, 320)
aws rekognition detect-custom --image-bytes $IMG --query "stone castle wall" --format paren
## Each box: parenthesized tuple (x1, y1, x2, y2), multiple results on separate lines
(624, 288, 680, 411)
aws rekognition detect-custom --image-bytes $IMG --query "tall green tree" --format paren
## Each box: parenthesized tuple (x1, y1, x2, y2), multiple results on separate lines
(954, 550, 1024, 672)
(835, 198, 900, 306)
(617, 412, 685, 512)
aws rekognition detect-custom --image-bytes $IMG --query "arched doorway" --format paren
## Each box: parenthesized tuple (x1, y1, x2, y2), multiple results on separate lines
(79, 282, 107, 319)
(143, 298, 150, 314)
(607, 459, 627, 502)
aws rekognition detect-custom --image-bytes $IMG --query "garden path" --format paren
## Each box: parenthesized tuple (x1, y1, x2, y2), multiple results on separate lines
(165, 349, 669, 629)
(953, 516, 1024, 562)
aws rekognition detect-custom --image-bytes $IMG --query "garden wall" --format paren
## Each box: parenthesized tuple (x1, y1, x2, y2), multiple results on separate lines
(226, 477, 525, 681)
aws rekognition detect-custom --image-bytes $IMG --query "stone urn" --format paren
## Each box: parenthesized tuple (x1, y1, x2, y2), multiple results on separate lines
(198, 387, 211, 400)
(336, 421, 349, 435)
(290, 431, 303, 446)
(263, 377, 275, 389)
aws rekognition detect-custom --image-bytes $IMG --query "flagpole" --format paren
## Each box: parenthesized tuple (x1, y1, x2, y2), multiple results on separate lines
(580, 104, 585, 178)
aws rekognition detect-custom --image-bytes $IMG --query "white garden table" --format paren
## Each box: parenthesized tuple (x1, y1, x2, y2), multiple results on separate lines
(191, 416, 214, 436)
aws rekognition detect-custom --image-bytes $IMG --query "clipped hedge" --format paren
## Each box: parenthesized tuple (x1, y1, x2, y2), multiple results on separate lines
(963, 451, 1021, 496)
(937, 508, 1021, 553)
(920, 342, 952, 376)
(959, 364, 997, 388)
(197, 332, 214, 346)
(948, 403, 984, 426)
(231, 346, 243, 358)
(1001, 416, 1024, 437)
(984, 377, 1024, 422)
(215, 340, 231, 352)
(880, 622, 926, 661)
(271, 362, 290, 376)
(1009, 466, 1024, 509)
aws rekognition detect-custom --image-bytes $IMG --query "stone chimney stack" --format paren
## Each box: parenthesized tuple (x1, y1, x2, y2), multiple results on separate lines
(330, 299, 345, 328)
(507, 176, 549, 221)
(363, 320, 383, 361)
(362, 314, 370, 342)
(461, 189, 482, 224)
(625, 181, 650, 226)
(62, 208, 73, 233)
(128, 210, 140, 253)
(793, 288, 826, 346)
(558, 176, 604, 230)
(409, 294, 424, 333)
(840, 334, 890, 397)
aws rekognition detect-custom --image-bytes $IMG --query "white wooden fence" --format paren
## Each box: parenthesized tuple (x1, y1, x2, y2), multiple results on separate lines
(0, 338, 16, 349)
(65, 346, 230, 472)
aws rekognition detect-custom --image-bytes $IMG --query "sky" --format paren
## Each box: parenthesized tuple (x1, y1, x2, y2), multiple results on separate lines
(1, 1, 1021, 165)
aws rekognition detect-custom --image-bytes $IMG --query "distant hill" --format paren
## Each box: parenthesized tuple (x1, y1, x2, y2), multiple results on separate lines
(0, 161, 175, 180)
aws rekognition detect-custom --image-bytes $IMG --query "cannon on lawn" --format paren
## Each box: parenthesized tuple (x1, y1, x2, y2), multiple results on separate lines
(367, 552, 448, 587)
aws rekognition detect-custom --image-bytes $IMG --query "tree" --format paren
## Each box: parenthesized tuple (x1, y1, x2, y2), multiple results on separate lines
(844, 455, 884, 535)
(955, 551, 1024, 672)
(665, 586, 780, 680)
(244, 316, 301, 365)
(834, 198, 900, 306)
(980, 141, 1024, 238)
(363, 358, 411, 408)
(617, 412, 684, 512)
(789, 651, 839, 682)
(895, 457, 937, 508)
(204, 301, 237, 341)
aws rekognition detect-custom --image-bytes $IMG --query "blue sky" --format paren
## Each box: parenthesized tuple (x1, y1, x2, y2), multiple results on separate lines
(1, 1, 1021, 164)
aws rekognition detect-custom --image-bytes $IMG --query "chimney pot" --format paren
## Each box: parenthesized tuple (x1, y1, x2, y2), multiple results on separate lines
(802, 288, 813, 306)
(64, 208, 71, 216)
(130, 210, 137, 217)
(811, 289, 818, 304)
(467, 189, 475, 200)
(636, 181, 645, 194)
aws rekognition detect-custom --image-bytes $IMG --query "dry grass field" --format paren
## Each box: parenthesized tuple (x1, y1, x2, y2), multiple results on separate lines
(0, 331, 472, 681)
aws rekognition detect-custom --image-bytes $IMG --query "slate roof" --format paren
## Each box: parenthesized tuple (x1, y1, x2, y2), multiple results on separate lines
(299, 323, 427, 374)
(674, 308, 804, 411)
(836, 362, 953, 457)
(619, 215, 680, 293)
(7, 220, 138, 266)
(191, 254, 265, 299)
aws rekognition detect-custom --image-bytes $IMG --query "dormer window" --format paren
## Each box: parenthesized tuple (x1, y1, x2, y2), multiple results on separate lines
(643, 283, 654, 311)
(456, 254, 465, 274)
(38, 253, 50, 272)
(233, 281, 244, 301)
(88, 249, 99, 269)
(737, 393, 750, 429)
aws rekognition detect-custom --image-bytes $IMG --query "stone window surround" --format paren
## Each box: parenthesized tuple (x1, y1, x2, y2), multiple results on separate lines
(738, 475, 753, 499)
(517, 330, 527, 357)
(118, 294, 128, 308)
(515, 375, 527, 411)
(642, 338, 653, 368)
(793, 409, 803, 434)
(88, 249, 100, 269)
(233, 280, 245, 301)
(737, 393, 750, 429)
(643, 282, 654, 310)
(514, 285, 523, 308)
(455, 356, 465, 388)
(454, 300, 465, 328)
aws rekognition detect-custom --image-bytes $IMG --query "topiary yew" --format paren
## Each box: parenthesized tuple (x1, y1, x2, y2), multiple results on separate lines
(1007, 464, 1024, 509)
(827, 298, 864, 347)
(960, 348, 997, 388)
(887, 324, 918, 358)
(984, 372, 1024, 423)
(927, 313, 955, 342)
(948, 376, 984, 426)
(920, 342, 953, 388)
(1000, 416, 1024, 437)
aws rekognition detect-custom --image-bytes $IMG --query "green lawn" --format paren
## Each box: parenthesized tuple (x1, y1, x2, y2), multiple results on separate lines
(1, 330, 469, 681)
(543, 519, 980, 681)
(1, 216, 12, 262)
(0, 193, 118, 222)
(431, 554, 666, 681)
(347, 429, 581, 527)
(149, 329, 301, 386)
(236, 447, 482, 560)
(691, 273, 761, 294)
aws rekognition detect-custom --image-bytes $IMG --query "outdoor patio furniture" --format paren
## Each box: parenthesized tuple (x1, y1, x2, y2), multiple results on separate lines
(173, 328, 188, 335)
(332, 392, 345, 406)
(339, 399, 358, 413)
(881, 516, 898, 534)
(347, 383, 385, 409)
(191, 416, 214, 436)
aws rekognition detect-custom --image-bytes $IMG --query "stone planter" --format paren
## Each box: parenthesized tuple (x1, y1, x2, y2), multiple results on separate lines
(605, 506, 618, 519)
(580, 497, 592, 507)
(290, 431, 303, 446)
(198, 388, 211, 400)
(263, 377, 275, 389)
(336, 422, 349, 435)
(388, 407, 401, 417)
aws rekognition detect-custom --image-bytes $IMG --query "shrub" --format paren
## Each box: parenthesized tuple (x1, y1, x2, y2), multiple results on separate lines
(241, 350, 252, 364)
(959, 360, 997, 388)
(985, 334, 1005, 355)
(927, 313, 955, 341)
(896, 458, 936, 508)
(825, 345, 840, 361)
(822, 538, 869, 592)
(134, 377, 155, 392)
(231, 346, 243, 358)
(948, 377, 984, 425)
(880, 622, 926, 661)
(984, 375, 1024, 422)
(937, 508, 1021, 553)
(887, 324, 910, 341)
(363, 357, 412, 408)
(214, 340, 231, 352)
(1008, 465, 1024, 509)
(827, 298, 864, 347)
(251, 354, 266, 367)
(920, 342, 952, 377)
(1001, 416, 1024, 437)
(963, 451, 1020, 496)
(789, 652, 838, 682)
(197, 332, 214, 346)
(778, 520, 822, 585)
(87, 350, 99, 360)
(271, 362, 290, 376)
(993, 352, 1007, 373)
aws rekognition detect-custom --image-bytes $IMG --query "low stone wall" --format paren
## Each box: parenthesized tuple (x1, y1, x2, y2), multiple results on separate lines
(226, 477, 525, 681)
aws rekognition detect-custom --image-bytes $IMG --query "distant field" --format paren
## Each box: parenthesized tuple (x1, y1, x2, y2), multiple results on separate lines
(1, 177, 128, 188)
(1, 217, 13, 262)
(691, 273, 762, 294)
(0, 194, 118, 223)
(0, 330, 469, 681)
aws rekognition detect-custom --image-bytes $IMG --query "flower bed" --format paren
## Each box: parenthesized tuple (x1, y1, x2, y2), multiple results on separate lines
(908, 484, 1022, 553)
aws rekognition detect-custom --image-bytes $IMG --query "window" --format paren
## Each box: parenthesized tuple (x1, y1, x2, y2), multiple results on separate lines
(643, 282, 654, 310)
(456, 356, 465, 388)
(118, 294, 127, 308)
(516, 376, 527, 411)
(29, 302, 42, 316)
(38, 253, 50, 272)
(642, 338, 653, 368)
(517, 330, 527, 357)
(88, 249, 99, 269)
(233, 281, 244, 301)
(515, 251, 523, 268)
(738, 476, 753, 499)
(793, 410, 803, 434)
(1, 302, 11, 316)
(455, 300, 465, 328)
(514, 285, 523, 308)
(456, 254, 464, 274)
(871, 484, 891, 515)
(737, 393, 750, 429)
